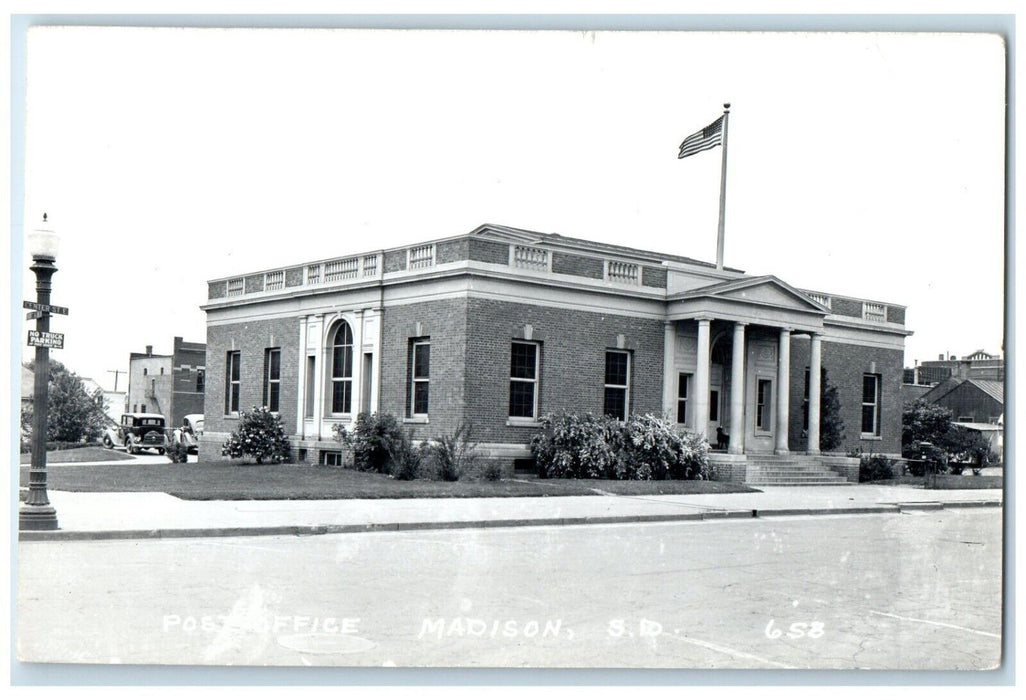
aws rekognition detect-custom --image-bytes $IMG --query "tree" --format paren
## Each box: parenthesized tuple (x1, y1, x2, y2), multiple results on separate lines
(901, 399, 954, 456)
(20, 360, 109, 444)
(221, 406, 292, 464)
(818, 369, 846, 452)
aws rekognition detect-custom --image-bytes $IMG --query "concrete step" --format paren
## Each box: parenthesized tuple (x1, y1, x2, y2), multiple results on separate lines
(747, 477, 851, 485)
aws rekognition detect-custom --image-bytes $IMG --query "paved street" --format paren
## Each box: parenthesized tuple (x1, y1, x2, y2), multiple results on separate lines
(17, 509, 1001, 670)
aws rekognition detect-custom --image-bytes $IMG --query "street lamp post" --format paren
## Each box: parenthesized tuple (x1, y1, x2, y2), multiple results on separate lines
(20, 214, 60, 531)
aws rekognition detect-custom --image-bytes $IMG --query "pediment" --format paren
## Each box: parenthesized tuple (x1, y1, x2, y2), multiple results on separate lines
(676, 276, 829, 314)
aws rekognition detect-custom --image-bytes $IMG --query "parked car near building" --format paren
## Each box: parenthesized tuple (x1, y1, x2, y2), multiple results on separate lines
(102, 413, 167, 455)
(172, 414, 204, 455)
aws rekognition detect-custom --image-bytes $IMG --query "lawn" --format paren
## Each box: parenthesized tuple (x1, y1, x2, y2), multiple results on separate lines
(18, 460, 758, 500)
(18, 446, 134, 465)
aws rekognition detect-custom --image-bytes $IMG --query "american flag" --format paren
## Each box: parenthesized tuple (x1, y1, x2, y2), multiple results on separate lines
(677, 115, 724, 159)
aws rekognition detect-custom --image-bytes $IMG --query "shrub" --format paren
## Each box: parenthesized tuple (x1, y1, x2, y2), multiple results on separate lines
(859, 454, 895, 482)
(530, 412, 618, 479)
(166, 437, 189, 464)
(387, 429, 429, 481)
(221, 406, 292, 464)
(616, 414, 708, 480)
(480, 462, 503, 482)
(531, 411, 708, 481)
(432, 421, 479, 482)
(346, 412, 405, 474)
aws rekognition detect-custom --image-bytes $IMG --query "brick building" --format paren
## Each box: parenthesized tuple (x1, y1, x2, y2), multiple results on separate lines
(127, 337, 206, 427)
(200, 224, 910, 483)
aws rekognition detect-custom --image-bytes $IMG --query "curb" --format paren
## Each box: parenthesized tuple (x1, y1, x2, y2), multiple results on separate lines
(17, 500, 1000, 542)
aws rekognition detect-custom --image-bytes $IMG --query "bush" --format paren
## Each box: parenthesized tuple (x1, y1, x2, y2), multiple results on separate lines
(530, 412, 619, 479)
(859, 454, 895, 482)
(479, 462, 503, 482)
(166, 437, 189, 464)
(221, 406, 292, 464)
(344, 412, 405, 474)
(387, 429, 429, 481)
(531, 411, 708, 480)
(432, 421, 479, 481)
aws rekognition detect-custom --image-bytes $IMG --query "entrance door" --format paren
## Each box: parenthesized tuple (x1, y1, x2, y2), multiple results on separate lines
(708, 363, 723, 437)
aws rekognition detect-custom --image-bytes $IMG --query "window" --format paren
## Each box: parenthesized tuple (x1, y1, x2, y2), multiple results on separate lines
(509, 341, 540, 419)
(141, 404, 147, 414)
(143, 367, 148, 376)
(861, 374, 881, 436)
(196, 369, 205, 393)
(604, 350, 631, 421)
(757, 379, 772, 431)
(264, 348, 281, 413)
(322, 451, 344, 466)
(677, 373, 690, 424)
(709, 389, 719, 422)
(225, 351, 241, 414)
(409, 340, 430, 416)
(159, 367, 164, 375)
(331, 322, 354, 414)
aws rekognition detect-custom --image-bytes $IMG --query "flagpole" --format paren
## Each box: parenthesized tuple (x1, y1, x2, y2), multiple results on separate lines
(716, 103, 730, 270)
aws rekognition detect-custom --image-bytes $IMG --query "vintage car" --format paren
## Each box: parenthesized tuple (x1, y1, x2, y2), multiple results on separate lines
(172, 414, 204, 455)
(102, 413, 167, 455)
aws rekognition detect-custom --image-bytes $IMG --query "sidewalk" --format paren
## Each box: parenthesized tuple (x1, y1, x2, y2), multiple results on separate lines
(19, 484, 1003, 542)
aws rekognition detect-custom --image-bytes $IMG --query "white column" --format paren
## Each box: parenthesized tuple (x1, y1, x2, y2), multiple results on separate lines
(807, 332, 822, 455)
(662, 321, 677, 419)
(296, 318, 307, 438)
(775, 327, 792, 455)
(695, 318, 712, 440)
(313, 314, 326, 440)
(728, 322, 746, 455)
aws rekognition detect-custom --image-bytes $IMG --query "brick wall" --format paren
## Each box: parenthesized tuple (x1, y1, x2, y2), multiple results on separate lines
(787, 336, 903, 455)
(642, 266, 667, 289)
(463, 298, 665, 445)
(551, 252, 604, 279)
(887, 306, 905, 324)
(378, 298, 470, 441)
(436, 239, 470, 264)
(468, 238, 510, 265)
(209, 281, 227, 299)
(384, 249, 407, 273)
(285, 267, 304, 287)
(204, 317, 300, 440)
(244, 274, 264, 294)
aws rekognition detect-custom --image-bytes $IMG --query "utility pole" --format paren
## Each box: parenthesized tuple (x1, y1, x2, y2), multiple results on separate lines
(107, 369, 125, 392)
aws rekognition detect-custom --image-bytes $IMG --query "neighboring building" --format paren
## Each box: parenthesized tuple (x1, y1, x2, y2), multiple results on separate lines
(919, 377, 1004, 425)
(907, 351, 1004, 385)
(80, 377, 125, 425)
(127, 337, 206, 427)
(199, 224, 911, 482)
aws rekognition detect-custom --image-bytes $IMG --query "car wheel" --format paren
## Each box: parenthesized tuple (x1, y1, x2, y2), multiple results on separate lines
(103, 435, 114, 449)
(157, 448, 165, 455)
(125, 437, 136, 455)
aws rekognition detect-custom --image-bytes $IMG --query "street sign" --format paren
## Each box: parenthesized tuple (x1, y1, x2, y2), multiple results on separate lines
(23, 300, 69, 315)
(27, 330, 64, 349)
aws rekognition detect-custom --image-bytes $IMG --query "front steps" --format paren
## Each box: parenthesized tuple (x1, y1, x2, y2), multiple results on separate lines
(744, 454, 852, 486)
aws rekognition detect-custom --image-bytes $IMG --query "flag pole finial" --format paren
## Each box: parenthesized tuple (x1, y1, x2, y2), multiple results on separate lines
(724, 103, 730, 111)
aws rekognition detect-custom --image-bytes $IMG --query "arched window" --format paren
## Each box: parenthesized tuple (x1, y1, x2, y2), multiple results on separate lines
(331, 321, 354, 414)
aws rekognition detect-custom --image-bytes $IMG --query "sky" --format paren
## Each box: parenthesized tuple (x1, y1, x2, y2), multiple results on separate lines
(13, 25, 1006, 390)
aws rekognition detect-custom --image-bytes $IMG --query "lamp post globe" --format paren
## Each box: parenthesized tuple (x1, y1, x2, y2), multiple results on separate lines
(20, 213, 60, 531)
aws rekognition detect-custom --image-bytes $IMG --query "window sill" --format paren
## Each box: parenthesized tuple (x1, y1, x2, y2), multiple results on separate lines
(860, 435, 883, 441)
(404, 416, 429, 424)
(506, 418, 542, 428)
